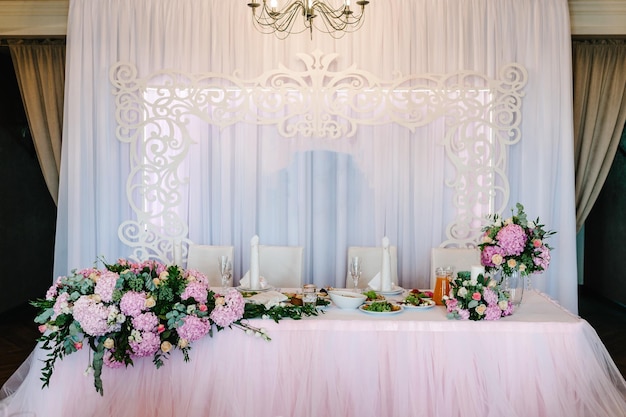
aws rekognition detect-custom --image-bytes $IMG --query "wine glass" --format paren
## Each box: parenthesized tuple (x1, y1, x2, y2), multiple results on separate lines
(349, 256, 361, 292)
(218, 256, 232, 287)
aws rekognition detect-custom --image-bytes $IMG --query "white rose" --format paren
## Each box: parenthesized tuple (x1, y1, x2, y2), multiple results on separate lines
(178, 338, 188, 349)
(527, 220, 536, 229)
(504, 217, 513, 225)
(161, 341, 172, 353)
(475, 304, 487, 315)
(519, 264, 527, 272)
(458, 287, 468, 297)
(498, 300, 509, 310)
(145, 296, 156, 308)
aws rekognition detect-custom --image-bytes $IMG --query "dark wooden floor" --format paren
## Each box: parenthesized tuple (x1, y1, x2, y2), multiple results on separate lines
(1, 286, 625, 388)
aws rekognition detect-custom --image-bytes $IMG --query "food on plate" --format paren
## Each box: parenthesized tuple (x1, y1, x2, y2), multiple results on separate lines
(401, 289, 434, 306)
(362, 301, 401, 312)
(285, 293, 330, 307)
(240, 291, 259, 298)
(362, 290, 385, 301)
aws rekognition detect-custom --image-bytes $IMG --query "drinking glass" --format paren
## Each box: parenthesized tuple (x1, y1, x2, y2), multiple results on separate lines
(302, 284, 317, 306)
(349, 256, 362, 292)
(218, 256, 232, 287)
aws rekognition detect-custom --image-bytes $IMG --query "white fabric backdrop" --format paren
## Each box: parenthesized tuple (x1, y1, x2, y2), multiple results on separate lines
(56, 0, 578, 312)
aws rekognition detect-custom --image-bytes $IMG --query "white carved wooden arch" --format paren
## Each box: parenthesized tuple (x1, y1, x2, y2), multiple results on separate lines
(110, 50, 527, 263)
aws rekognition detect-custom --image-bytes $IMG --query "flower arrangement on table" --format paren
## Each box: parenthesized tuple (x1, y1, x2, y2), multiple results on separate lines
(445, 272, 513, 321)
(478, 203, 555, 278)
(32, 259, 319, 395)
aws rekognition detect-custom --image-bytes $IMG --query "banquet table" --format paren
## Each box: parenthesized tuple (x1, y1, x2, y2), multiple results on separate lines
(1, 290, 626, 417)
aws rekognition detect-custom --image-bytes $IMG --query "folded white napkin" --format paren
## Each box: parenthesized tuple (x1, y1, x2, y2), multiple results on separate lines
(246, 291, 288, 308)
(240, 272, 269, 289)
(368, 273, 400, 291)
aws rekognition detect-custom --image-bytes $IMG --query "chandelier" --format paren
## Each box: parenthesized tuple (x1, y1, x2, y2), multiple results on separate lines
(247, 0, 370, 39)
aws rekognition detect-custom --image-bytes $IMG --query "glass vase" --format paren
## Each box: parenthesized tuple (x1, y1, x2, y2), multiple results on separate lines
(503, 269, 524, 307)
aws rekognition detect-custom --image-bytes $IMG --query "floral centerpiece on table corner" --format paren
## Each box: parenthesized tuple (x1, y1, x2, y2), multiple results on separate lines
(31, 258, 320, 395)
(444, 272, 513, 321)
(478, 203, 555, 278)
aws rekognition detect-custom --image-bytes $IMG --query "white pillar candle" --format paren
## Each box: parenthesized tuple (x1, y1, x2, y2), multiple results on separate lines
(381, 237, 392, 291)
(470, 265, 485, 284)
(250, 235, 260, 290)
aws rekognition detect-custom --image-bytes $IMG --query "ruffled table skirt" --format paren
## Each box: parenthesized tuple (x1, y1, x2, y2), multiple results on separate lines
(1, 291, 625, 417)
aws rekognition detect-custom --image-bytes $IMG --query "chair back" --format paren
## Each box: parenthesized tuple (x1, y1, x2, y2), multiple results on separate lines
(345, 246, 398, 289)
(430, 247, 481, 289)
(258, 245, 304, 289)
(186, 244, 235, 287)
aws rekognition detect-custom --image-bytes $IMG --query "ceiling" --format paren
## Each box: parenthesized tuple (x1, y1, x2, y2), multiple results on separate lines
(0, 0, 625, 38)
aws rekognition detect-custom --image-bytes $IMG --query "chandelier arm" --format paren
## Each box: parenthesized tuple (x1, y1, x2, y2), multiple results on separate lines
(248, 0, 368, 38)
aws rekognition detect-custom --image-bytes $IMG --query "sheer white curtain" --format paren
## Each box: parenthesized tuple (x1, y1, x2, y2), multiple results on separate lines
(57, 0, 577, 312)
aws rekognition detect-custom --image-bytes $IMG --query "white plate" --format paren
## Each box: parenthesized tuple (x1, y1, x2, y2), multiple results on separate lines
(236, 286, 274, 293)
(358, 304, 404, 315)
(370, 286, 404, 296)
(399, 299, 436, 310)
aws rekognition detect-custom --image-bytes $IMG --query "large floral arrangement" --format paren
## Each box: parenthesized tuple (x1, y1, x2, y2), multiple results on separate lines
(478, 203, 555, 278)
(445, 272, 513, 321)
(32, 259, 318, 395)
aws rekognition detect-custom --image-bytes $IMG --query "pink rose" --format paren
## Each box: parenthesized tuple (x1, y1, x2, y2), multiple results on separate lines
(472, 292, 482, 301)
(157, 324, 165, 334)
(38, 324, 47, 333)
(533, 239, 542, 248)
(199, 304, 208, 312)
(74, 341, 83, 350)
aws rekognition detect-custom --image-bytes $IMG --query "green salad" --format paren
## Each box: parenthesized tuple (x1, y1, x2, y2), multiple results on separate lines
(364, 301, 394, 312)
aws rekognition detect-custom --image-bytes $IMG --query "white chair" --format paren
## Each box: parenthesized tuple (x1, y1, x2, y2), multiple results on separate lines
(258, 245, 304, 289)
(186, 244, 235, 287)
(430, 247, 481, 289)
(345, 246, 398, 289)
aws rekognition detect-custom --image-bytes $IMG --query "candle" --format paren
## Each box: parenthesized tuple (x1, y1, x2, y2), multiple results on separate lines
(470, 265, 485, 284)
(381, 237, 392, 291)
(250, 235, 260, 290)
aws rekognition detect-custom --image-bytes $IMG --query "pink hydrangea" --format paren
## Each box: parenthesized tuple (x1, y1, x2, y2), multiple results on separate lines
(52, 291, 71, 320)
(129, 331, 161, 357)
(119, 291, 147, 317)
(496, 224, 527, 256)
(181, 281, 209, 304)
(457, 309, 470, 320)
(484, 305, 503, 320)
(176, 315, 212, 342)
(481, 245, 505, 267)
(482, 288, 498, 306)
(131, 312, 159, 332)
(94, 271, 119, 303)
(185, 269, 209, 286)
(210, 289, 245, 328)
(46, 277, 63, 300)
(72, 296, 111, 336)
(501, 302, 514, 316)
(533, 246, 551, 271)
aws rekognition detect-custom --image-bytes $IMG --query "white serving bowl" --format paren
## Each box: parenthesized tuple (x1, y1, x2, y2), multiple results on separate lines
(329, 290, 367, 309)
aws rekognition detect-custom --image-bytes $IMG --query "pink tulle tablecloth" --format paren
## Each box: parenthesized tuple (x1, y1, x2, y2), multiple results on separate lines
(1, 290, 625, 417)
